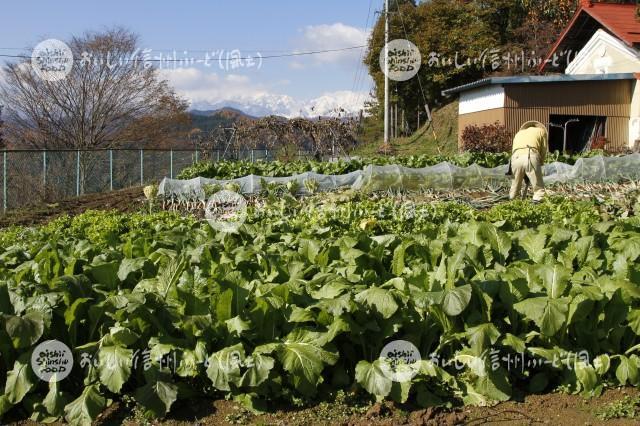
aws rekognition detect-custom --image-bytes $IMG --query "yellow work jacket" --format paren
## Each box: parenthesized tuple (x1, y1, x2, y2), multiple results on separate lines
(512, 127, 548, 163)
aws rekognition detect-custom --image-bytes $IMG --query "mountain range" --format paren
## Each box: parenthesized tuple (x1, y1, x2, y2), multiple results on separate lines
(189, 90, 370, 120)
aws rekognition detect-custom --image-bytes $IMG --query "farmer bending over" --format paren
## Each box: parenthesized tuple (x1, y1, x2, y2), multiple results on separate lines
(509, 121, 548, 202)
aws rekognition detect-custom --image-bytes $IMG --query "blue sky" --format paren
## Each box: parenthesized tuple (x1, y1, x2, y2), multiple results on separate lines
(1, 0, 379, 116)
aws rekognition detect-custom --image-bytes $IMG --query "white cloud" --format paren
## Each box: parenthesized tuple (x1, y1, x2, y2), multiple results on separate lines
(292, 23, 370, 69)
(159, 67, 372, 118)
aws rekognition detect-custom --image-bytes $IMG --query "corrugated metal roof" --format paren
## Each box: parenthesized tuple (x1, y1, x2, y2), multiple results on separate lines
(442, 73, 636, 96)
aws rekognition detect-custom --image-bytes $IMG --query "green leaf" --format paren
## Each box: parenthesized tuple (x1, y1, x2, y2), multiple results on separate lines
(473, 369, 511, 402)
(355, 360, 392, 397)
(177, 341, 207, 378)
(502, 333, 526, 353)
(616, 356, 639, 386)
(64, 385, 106, 426)
(226, 316, 251, 336)
(0, 394, 11, 418)
(519, 233, 547, 263)
(86, 261, 119, 289)
(354, 287, 398, 319)
(392, 241, 413, 276)
(540, 299, 569, 336)
(276, 330, 338, 396)
(442, 285, 472, 316)
(206, 344, 244, 391)
(514, 297, 568, 336)
(4, 355, 36, 404)
(43, 380, 72, 418)
(97, 345, 132, 393)
(593, 354, 610, 376)
(134, 379, 178, 418)
(309, 279, 350, 299)
(575, 361, 598, 395)
(390, 380, 412, 403)
(5, 312, 44, 349)
(109, 326, 140, 346)
(117, 257, 149, 283)
(288, 307, 315, 323)
(240, 353, 275, 387)
(157, 256, 187, 299)
(536, 264, 571, 299)
(216, 288, 234, 322)
(466, 323, 501, 356)
(627, 310, 640, 335)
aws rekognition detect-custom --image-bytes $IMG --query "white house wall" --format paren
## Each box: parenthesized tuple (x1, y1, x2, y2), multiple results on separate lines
(631, 80, 640, 148)
(459, 85, 505, 115)
(566, 29, 640, 75)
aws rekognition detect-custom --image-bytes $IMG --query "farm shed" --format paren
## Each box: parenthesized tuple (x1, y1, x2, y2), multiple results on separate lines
(442, 73, 638, 152)
(443, 0, 640, 153)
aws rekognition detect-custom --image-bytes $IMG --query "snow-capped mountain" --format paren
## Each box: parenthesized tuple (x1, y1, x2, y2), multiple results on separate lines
(190, 91, 371, 119)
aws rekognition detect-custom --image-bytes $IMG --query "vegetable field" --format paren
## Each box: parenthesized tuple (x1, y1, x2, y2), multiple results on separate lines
(1, 165, 640, 425)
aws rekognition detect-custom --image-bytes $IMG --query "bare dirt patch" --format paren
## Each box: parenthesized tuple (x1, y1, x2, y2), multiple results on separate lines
(0, 187, 145, 228)
(14, 387, 628, 426)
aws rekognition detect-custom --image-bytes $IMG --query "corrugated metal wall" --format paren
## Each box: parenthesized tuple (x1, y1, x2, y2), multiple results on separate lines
(504, 80, 632, 150)
(457, 108, 505, 149)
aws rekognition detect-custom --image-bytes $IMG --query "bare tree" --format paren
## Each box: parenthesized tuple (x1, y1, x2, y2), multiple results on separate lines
(231, 116, 358, 159)
(0, 28, 189, 149)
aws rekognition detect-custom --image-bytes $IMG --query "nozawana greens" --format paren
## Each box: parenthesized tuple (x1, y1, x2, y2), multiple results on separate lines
(0, 197, 639, 425)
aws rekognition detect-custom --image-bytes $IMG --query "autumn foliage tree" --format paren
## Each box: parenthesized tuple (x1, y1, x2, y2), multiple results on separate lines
(364, 0, 584, 131)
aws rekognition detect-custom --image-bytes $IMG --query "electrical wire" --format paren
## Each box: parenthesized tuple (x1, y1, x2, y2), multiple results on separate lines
(394, 0, 438, 144)
(0, 45, 366, 62)
(349, 0, 374, 111)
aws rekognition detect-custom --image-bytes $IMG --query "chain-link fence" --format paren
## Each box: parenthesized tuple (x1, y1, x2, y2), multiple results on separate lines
(0, 148, 292, 211)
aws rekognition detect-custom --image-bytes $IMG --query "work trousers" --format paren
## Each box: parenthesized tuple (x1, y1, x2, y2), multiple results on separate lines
(509, 151, 545, 201)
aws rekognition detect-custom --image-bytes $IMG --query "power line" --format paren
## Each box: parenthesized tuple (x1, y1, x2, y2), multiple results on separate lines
(350, 0, 376, 114)
(0, 45, 366, 63)
(0, 46, 321, 54)
(350, 0, 374, 97)
(394, 1, 429, 109)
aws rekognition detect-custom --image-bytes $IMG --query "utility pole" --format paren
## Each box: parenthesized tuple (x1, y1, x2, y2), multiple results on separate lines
(395, 104, 399, 139)
(384, 0, 390, 145)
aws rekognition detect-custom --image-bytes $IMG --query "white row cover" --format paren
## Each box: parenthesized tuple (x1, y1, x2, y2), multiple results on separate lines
(158, 154, 640, 199)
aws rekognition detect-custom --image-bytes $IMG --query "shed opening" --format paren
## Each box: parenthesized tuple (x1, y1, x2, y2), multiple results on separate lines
(548, 115, 606, 153)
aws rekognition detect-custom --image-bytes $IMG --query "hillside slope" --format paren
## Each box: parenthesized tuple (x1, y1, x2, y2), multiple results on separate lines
(352, 101, 459, 157)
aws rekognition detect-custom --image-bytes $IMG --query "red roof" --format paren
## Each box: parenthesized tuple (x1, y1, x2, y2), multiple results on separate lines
(585, 3, 640, 46)
(540, 3, 640, 72)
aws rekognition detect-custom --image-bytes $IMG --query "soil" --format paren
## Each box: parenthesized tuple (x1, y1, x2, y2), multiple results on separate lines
(0, 187, 145, 228)
(6, 387, 629, 426)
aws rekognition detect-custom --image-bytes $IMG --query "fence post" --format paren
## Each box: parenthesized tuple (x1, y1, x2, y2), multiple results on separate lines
(43, 150, 47, 188)
(170, 149, 173, 179)
(140, 149, 144, 185)
(76, 150, 80, 196)
(109, 149, 113, 191)
(217, 150, 220, 162)
(251, 149, 254, 163)
(195, 149, 199, 163)
(3, 151, 6, 212)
